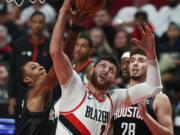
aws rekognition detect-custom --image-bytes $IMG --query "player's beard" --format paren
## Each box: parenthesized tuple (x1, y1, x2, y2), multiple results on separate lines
(90, 70, 112, 91)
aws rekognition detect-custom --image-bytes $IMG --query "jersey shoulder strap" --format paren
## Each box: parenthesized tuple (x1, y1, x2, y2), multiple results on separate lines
(146, 97, 156, 120)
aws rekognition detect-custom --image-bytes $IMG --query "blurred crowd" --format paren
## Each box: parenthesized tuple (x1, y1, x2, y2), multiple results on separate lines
(0, 0, 180, 134)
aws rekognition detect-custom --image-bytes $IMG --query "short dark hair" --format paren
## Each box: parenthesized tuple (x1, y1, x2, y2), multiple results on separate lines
(169, 22, 180, 30)
(30, 11, 45, 21)
(0, 61, 9, 70)
(130, 47, 146, 57)
(18, 63, 28, 87)
(79, 34, 93, 48)
(94, 55, 120, 77)
(135, 11, 148, 21)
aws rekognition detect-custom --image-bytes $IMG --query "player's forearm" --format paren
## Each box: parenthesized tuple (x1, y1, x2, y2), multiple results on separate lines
(38, 67, 58, 95)
(146, 45, 156, 60)
(143, 113, 173, 135)
(146, 59, 162, 94)
(50, 10, 68, 57)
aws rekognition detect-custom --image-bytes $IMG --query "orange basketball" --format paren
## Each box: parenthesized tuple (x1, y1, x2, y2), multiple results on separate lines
(72, 0, 107, 14)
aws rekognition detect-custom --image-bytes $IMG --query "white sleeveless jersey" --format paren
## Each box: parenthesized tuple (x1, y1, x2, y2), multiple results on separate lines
(56, 91, 113, 135)
(55, 71, 127, 135)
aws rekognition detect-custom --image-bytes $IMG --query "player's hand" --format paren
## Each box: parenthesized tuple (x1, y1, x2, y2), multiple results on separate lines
(138, 100, 148, 118)
(8, 98, 17, 115)
(71, 10, 92, 27)
(59, 0, 71, 14)
(130, 23, 156, 60)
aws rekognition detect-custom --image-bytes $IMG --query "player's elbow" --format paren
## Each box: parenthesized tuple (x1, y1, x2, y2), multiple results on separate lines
(165, 130, 174, 135)
(169, 132, 174, 135)
(50, 46, 61, 59)
(50, 49, 56, 58)
(151, 84, 163, 96)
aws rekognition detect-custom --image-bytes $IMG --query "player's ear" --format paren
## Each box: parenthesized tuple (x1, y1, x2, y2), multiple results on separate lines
(23, 76, 33, 86)
(89, 66, 94, 76)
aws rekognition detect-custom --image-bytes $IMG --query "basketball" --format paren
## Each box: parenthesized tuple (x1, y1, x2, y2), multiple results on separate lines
(72, 0, 107, 14)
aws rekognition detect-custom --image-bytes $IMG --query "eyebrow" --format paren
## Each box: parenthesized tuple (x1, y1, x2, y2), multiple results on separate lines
(138, 57, 146, 61)
(30, 63, 39, 67)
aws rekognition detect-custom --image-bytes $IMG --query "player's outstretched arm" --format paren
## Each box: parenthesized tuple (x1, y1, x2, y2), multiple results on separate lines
(50, 0, 73, 85)
(124, 23, 162, 106)
(50, 0, 92, 86)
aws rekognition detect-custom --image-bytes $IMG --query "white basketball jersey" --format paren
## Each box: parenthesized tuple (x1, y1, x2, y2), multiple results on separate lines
(56, 91, 113, 135)
(55, 71, 127, 135)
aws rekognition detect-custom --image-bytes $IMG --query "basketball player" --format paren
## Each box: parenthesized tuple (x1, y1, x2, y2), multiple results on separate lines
(119, 52, 131, 88)
(50, 0, 163, 134)
(14, 2, 90, 135)
(120, 52, 130, 81)
(113, 48, 174, 135)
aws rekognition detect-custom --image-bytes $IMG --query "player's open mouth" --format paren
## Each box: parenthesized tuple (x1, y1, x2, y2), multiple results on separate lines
(132, 69, 139, 74)
(99, 75, 106, 80)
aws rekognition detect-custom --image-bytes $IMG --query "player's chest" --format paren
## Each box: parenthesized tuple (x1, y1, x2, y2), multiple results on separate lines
(74, 97, 112, 125)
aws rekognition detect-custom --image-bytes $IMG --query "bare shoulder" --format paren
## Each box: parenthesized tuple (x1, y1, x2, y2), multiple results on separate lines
(154, 93, 171, 111)
(154, 93, 170, 103)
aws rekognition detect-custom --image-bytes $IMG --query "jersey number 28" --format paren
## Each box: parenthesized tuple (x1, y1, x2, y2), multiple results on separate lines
(121, 122, 136, 135)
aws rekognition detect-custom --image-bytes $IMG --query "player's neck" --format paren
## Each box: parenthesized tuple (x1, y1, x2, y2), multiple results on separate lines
(129, 78, 145, 87)
(86, 83, 107, 99)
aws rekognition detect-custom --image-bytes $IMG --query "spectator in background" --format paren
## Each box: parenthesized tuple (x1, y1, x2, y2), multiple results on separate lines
(19, 0, 56, 27)
(0, 25, 12, 64)
(73, 35, 94, 84)
(158, 22, 180, 54)
(113, 29, 132, 59)
(112, 0, 157, 33)
(8, 2, 23, 27)
(131, 11, 154, 40)
(89, 27, 113, 58)
(0, 2, 23, 45)
(93, 9, 116, 47)
(158, 22, 180, 102)
(0, 62, 9, 103)
(47, 0, 64, 13)
(7, 11, 54, 122)
(154, 0, 180, 37)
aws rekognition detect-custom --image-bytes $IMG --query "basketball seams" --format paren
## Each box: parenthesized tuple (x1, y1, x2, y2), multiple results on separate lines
(72, 0, 106, 14)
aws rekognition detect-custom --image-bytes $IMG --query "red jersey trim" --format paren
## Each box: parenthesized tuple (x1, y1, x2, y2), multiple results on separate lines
(65, 114, 91, 135)
(32, 47, 38, 61)
(60, 91, 87, 114)
(74, 58, 93, 72)
(0, 45, 12, 52)
(92, 92, 106, 102)
(28, 35, 45, 61)
(106, 93, 113, 110)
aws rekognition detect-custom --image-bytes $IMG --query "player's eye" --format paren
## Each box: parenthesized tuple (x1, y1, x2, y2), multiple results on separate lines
(32, 66, 36, 70)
